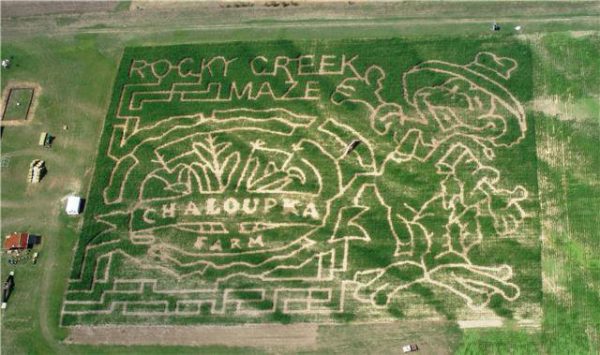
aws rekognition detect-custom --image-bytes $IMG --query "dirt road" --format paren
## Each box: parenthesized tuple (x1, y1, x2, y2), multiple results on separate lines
(1, 1, 117, 18)
(66, 324, 318, 349)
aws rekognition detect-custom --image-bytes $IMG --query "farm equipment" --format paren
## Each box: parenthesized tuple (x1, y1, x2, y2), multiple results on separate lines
(38, 132, 53, 148)
(2, 271, 15, 309)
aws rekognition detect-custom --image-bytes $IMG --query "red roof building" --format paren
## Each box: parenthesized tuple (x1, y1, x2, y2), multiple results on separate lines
(3, 232, 30, 250)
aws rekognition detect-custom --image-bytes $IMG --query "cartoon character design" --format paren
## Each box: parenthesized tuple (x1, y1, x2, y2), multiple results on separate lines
(331, 52, 528, 307)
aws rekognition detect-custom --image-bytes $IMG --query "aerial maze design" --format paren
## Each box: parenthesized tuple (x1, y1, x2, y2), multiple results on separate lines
(64, 43, 539, 325)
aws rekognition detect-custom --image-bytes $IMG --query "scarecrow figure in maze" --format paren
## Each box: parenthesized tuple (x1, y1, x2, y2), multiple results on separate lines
(90, 52, 530, 313)
(330, 52, 529, 308)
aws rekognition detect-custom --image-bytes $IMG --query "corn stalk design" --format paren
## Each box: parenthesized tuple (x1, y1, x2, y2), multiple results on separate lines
(190, 134, 240, 193)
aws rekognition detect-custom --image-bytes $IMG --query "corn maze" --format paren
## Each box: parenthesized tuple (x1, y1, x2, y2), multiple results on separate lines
(63, 39, 541, 326)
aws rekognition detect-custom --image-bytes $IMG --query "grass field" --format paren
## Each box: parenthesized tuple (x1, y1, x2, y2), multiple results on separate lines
(1, 1, 598, 354)
(2, 88, 34, 121)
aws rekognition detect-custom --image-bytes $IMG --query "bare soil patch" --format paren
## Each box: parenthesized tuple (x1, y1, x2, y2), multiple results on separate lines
(457, 319, 503, 329)
(65, 323, 318, 349)
(532, 95, 598, 123)
(532, 96, 562, 118)
(570, 30, 596, 38)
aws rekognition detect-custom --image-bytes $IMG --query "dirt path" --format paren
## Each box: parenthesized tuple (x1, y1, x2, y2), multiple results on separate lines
(1, 1, 116, 18)
(457, 319, 503, 329)
(5, 14, 599, 39)
(66, 324, 318, 349)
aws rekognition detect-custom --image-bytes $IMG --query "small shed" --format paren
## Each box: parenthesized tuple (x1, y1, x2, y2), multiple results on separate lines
(66, 196, 82, 215)
(4, 233, 29, 251)
(3, 232, 40, 251)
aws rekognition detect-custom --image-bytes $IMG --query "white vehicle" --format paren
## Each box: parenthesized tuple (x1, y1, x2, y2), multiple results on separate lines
(402, 344, 419, 353)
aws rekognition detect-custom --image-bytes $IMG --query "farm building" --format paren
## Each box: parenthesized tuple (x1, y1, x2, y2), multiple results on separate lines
(3, 232, 40, 251)
(65, 196, 82, 215)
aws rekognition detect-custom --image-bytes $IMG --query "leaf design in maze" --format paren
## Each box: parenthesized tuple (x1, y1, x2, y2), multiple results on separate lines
(236, 143, 300, 193)
(245, 159, 294, 192)
(190, 134, 240, 193)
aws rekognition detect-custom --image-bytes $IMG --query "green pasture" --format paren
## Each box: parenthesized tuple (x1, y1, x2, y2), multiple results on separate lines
(1, 2, 598, 353)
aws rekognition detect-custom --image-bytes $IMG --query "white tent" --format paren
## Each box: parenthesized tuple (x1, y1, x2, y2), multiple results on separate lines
(66, 196, 82, 215)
